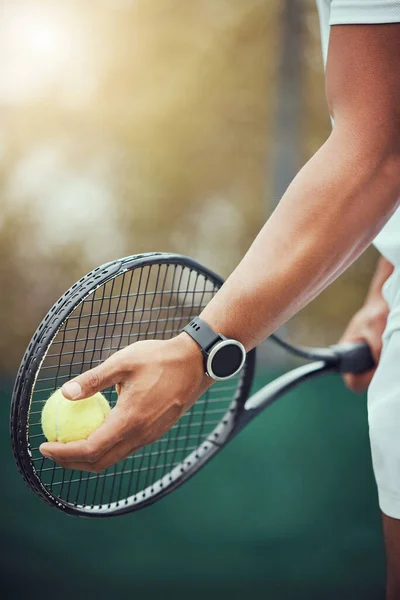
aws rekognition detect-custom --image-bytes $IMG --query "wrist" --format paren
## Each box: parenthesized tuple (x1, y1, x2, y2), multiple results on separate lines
(198, 309, 249, 351)
(181, 317, 246, 380)
(172, 332, 210, 382)
(357, 294, 389, 331)
(366, 257, 393, 303)
(365, 285, 389, 307)
(175, 330, 201, 356)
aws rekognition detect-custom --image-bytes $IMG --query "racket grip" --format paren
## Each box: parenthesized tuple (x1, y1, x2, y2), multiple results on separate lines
(331, 341, 375, 374)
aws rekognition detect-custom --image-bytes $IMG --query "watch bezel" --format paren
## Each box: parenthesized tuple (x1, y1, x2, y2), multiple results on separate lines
(206, 339, 246, 381)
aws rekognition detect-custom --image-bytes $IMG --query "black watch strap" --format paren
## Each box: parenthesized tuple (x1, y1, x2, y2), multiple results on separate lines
(183, 317, 223, 354)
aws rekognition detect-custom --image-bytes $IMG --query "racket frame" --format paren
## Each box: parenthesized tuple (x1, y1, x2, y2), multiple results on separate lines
(10, 253, 256, 517)
(11, 252, 373, 517)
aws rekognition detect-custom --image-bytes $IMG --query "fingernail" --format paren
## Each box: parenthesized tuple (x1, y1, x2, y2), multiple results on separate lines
(62, 381, 82, 400)
(41, 450, 54, 460)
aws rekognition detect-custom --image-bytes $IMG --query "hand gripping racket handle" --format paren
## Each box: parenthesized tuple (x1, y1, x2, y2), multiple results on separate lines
(243, 341, 375, 417)
(330, 341, 375, 374)
(271, 335, 375, 374)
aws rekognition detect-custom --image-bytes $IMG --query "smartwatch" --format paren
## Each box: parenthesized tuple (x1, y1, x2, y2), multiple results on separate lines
(182, 317, 246, 380)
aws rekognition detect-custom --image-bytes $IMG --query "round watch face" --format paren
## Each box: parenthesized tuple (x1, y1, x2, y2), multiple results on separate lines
(207, 340, 245, 380)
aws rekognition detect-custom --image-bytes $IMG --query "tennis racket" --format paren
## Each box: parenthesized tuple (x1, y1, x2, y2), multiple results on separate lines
(10, 252, 374, 518)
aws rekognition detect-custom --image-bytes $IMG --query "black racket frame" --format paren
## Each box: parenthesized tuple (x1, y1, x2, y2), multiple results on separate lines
(10, 253, 373, 518)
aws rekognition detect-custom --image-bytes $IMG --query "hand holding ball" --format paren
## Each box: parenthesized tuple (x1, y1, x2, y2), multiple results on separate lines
(41, 389, 111, 443)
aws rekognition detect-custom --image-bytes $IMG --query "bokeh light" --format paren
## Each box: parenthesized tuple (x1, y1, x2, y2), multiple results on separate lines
(0, 3, 87, 103)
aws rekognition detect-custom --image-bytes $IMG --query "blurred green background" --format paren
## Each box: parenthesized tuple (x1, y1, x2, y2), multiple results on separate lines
(1, 373, 384, 599)
(0, 0, 384, 598)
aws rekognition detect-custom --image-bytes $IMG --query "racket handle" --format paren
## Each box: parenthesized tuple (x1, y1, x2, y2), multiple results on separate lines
(331, 341, 375, 374)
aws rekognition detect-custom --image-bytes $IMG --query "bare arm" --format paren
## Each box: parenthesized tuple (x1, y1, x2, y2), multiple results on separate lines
(365, 257, 394, 304)
(340, 255, 393, 392)
(41, 24, 400, 476)
(200, 24, 400, 349)
(383, 514, 400, 600)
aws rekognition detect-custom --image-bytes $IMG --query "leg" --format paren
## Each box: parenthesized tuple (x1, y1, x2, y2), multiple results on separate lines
(369, 329, 400, 599)
(383, 514, 400, 600)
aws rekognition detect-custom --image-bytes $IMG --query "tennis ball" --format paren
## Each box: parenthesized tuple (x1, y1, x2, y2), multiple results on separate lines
(41, 389, 111, 443)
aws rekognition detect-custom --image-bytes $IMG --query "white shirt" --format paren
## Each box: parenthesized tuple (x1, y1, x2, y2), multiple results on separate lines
(316, 0, 400, 266)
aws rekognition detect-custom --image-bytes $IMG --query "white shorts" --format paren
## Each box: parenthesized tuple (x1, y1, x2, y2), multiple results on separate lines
(369, 268, 400, 518)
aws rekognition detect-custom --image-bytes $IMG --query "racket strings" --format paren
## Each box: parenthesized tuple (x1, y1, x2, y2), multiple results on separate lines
(28, 262, 240, 509)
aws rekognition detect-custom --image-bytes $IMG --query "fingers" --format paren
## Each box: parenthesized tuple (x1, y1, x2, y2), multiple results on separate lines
(340, 328, 381, 393)
(51, 440, 141, 473)
(343, 370, 375, 394)
(38, 337, 207, 473)
(40, 405, 128, 464)
(61, 350, 130, 400)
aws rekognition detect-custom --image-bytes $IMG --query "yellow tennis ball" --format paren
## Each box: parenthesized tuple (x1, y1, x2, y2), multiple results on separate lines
(41, 389, 111, 443)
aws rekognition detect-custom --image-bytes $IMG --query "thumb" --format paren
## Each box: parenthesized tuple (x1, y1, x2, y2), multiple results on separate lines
(61, 354, 124, 400)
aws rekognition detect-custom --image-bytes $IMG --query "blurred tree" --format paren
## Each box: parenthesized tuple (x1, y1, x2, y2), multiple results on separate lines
(0, 0, 378, 372)
(271, 0, 303, 208)
(0, 0, 279, 372)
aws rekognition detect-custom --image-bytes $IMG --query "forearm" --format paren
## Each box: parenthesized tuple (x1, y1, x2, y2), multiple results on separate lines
(366, 256, 394, 302)
(200, 131, 400, 350)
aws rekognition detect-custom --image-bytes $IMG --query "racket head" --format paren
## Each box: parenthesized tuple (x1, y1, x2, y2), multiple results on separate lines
(11, 253, 255, 517)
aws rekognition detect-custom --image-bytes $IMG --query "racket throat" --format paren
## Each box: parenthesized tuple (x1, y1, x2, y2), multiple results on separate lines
(244, 361, 334, 414)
